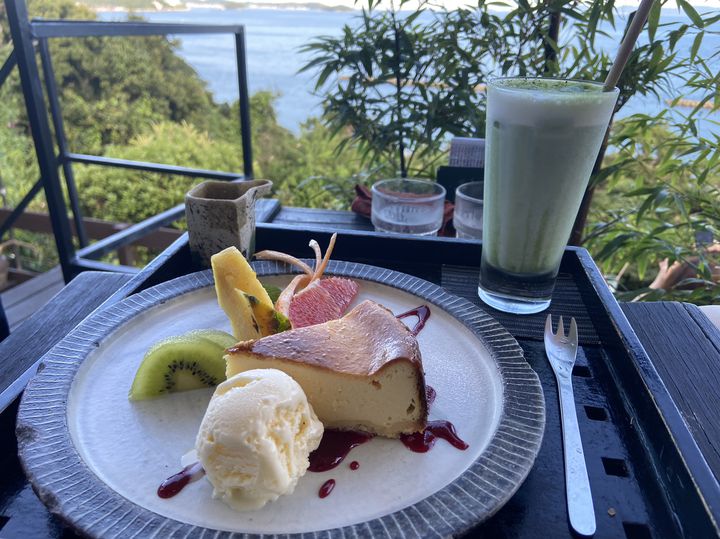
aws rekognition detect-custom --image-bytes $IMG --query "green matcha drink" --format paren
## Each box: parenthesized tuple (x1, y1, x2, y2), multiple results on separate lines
(479, 78, 618, 314)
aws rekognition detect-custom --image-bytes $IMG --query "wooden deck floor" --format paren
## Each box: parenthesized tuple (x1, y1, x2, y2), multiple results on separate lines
(1, 268, 64, 331)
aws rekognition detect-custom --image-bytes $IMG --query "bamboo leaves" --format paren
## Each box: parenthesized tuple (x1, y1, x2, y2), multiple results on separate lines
(300, 0, 719, 303)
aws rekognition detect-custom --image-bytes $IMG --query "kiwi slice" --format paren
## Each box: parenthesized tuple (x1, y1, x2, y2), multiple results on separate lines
(128, 331, 232, 401)
(185, 329, 237, 349)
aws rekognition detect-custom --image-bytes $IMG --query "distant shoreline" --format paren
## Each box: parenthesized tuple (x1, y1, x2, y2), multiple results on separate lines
(90, 2, 354, 13)
(87, 0, 720, 13)
(87, 1, 720, 14)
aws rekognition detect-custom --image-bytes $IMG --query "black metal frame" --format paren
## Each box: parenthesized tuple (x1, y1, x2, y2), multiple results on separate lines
(0, 295, 8, 342)
(2, 0, 254, 282)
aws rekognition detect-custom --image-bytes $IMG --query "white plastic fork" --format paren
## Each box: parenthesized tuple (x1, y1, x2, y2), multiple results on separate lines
(544, 315, 596, 537)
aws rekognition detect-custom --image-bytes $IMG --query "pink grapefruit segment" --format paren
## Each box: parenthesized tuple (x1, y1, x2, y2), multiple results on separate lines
(288, 277, 359, 328)
(316, 277, 359, 309)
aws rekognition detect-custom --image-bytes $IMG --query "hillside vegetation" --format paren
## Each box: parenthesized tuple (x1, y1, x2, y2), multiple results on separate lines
(0, 0, 363, 270)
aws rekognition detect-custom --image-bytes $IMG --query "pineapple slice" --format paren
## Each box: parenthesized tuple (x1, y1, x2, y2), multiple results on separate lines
(211, 246, 273, 307)
(220, 288, 263, 341)
(211, 247, 289, 340)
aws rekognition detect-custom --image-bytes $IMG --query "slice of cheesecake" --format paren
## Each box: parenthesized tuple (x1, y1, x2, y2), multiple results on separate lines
(226, 300, 428, 437)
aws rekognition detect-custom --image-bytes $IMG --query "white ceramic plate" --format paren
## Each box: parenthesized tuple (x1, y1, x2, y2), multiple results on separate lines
(18, 261, 545, 538)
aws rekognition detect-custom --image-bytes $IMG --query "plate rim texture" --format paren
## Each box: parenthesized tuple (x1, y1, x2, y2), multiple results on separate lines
(16, 260, 545, 539)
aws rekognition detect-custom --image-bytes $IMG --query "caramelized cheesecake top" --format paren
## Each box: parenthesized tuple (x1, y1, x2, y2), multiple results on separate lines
(227, 300, 422, 377)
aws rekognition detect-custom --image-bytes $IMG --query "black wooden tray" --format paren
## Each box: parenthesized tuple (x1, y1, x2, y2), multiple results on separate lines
(2, 223, 719, 538)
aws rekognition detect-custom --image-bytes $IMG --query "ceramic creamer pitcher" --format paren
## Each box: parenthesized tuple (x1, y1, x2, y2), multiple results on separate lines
(185, 179, 273, 267)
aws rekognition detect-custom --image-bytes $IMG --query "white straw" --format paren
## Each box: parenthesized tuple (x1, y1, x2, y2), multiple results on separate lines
(604, 0, 656, 91)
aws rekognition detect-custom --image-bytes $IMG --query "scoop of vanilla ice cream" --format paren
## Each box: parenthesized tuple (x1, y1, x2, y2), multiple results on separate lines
(195, 368, 324, 510)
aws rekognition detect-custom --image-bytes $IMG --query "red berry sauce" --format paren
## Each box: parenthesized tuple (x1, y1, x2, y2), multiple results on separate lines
(319, 479, 336, 498)
(157, 461, 205, 499)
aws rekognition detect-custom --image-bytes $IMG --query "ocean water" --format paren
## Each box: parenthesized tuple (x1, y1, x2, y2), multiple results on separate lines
(100, 9, 354, 129)
(99, 8, 718, 135)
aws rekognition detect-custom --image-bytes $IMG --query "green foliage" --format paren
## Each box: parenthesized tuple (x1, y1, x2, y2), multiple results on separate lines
(586, 118, 720, 303)
(0, 0, 366, 273)
(272, 118, 366, 209)
(71, 92, 366, 225)
(2, 1, 229, 154)
(581, 6, 720, 304)
(0, 86, 40, 209)
(0, 0, 235, 215)
(2, 0, 718, 309)
(74, 122, 244, 224)
(301, 0, 700, 183)
(221, 93, 366, 210)
(301, 0, 479, 177)
(2, 230, 58, 272)
(56, 34, 229, 153)
(304, 0, 719, 304)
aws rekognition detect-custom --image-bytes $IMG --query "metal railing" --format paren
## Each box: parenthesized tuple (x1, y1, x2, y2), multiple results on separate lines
(1, 0, 254, 282)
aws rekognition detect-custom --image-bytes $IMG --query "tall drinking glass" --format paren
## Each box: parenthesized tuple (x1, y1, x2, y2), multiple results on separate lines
(478, 78, 618, 314)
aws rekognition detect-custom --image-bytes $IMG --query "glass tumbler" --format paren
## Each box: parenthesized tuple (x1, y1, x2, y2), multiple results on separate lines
(454, 181, 484, 239)
(371, 179, 446, 236)
(478, 77, 618, 314)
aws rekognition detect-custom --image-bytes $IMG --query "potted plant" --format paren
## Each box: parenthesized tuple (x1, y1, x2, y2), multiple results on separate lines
(300, 0, 484, 180)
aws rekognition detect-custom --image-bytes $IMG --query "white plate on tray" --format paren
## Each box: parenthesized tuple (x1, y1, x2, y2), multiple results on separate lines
(17, 260, 545, 538)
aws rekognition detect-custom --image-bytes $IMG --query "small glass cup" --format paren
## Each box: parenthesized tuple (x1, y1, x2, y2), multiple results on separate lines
(454, 181, 484, 239)
(371, 179, 446, 236)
